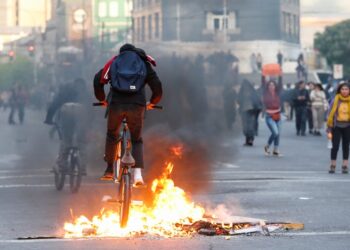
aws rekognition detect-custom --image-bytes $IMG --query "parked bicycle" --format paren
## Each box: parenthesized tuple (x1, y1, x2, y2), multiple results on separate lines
(94, 102, 162, 228)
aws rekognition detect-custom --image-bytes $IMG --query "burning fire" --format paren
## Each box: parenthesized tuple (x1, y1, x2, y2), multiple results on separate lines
(64, 147, 208, 238)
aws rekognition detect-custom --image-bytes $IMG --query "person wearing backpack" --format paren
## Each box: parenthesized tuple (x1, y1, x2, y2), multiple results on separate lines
(94, 44, 163, 185)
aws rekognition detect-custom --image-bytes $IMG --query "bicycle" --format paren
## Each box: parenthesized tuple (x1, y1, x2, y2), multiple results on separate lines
(94, 102, 162, 228)
(52, 123, 84, 193)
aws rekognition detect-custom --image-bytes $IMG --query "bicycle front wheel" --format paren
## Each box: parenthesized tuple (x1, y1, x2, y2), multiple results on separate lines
(69, 156, 82, 193)
(119, 173, 131, 228)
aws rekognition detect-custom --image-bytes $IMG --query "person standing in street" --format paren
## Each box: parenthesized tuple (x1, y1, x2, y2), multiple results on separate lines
(310, 83, 328, 136)
(262, 74, 283, 156)
(223, 84, 238, 131)
(307, 82, 315, 134)
(238, 79, 262, 146)
(293, 81, 309, 136)
(256, 53, 263, 72)
(250, 53, 257, 73)
(327, 82, 350, 174)
(277, 51, 283, 68)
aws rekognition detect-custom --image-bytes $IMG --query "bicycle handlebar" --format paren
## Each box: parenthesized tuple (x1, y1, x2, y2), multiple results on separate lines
(93, 102, 163, 110)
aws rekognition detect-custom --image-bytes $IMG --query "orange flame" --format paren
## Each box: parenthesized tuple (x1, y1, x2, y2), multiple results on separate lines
(64, 162, 207, 238)
(171, 145, 183, 158)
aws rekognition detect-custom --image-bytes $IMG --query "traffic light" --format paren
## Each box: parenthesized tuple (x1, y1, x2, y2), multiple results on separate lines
(27, 45, 35, 57)
(8, 50, 15, 61)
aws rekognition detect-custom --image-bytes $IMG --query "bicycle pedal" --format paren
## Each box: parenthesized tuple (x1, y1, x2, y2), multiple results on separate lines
(100, 176, 114, 181)
(107, 199, 119, 204)
(131, 200, 144, 206)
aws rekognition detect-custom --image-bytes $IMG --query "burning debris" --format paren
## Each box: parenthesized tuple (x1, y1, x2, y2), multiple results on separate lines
(63, 146, 303, 239)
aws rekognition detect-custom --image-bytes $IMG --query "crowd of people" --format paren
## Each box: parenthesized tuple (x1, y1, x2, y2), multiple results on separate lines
(223, 74, 350, 173)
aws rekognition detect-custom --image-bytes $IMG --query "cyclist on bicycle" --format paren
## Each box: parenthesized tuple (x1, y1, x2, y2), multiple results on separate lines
(44, 78, 90, 175)
(94, 43, 162, 185)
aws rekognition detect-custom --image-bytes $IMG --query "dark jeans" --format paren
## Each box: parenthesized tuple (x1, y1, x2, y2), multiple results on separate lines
(105, 104, 145, 168)
(8, 104, 25, 124)
(56, 103, 87, 171)
(331, 126, 350, 161)
(242, 110, 258, 142)
(295, 106, 307, 134)
(307, 107, 313, 132)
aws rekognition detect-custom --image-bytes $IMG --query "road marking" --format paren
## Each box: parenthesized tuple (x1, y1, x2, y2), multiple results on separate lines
(0, 183, 111, 189)
(286, 231, 350, 236)
(213, 171, 328, 174)
(0, 174, 52, 180)
(1, 231, 350, 243)
(0, 184, 54, 188)
(210, 178, 350, 183)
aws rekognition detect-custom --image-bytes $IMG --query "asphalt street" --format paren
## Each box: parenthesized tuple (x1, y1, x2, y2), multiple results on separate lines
(0, 109, 350, 250)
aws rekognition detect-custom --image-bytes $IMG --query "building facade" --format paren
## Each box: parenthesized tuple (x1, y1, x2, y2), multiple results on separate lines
(93, 0, 133, 50)
(132, 0, 301, 73)
(0, 0, 50, 50)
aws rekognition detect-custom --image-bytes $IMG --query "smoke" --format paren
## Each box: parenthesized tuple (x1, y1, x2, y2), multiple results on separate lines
(141, 53, 239, 197)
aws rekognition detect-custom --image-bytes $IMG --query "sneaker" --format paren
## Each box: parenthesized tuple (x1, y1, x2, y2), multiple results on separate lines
(264, 145, 270, 155)
(272, 151, 282, 157)
(133, 168, 145, 187)
(342, 166, 348, 174)
(329, 165, 336, 174)
(100, 166, 113, 180)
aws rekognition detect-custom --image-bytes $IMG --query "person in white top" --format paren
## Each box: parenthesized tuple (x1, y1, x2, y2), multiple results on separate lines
(310, 83, 328, 136)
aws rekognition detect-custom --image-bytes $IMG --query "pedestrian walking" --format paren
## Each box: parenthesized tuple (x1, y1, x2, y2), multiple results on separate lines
(262, 75, 283, 156)
(327, 82, 350, 174)
(310, 83, 328, 135)
(277, 51, 283, 67)
(250, 53, 257, 73)
(223, 84, 238, 130)
(256, 53, 263, 72)
(281, 83, 294, 120)
(307, 82, 315, 134)
(238, 79, 262, 146)
(293, 81, 309, 136)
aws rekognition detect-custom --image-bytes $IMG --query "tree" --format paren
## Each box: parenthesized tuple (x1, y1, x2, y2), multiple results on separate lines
(0, 56, 34, 90)
(314, 19, 350, 77)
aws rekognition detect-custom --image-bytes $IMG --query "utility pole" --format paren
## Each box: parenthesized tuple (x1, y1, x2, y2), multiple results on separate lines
(176, 0, 181, 41)
(223, 0, 228, 43)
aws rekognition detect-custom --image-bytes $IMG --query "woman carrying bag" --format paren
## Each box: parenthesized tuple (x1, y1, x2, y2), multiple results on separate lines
(327, 82, 350, 174)
(261, 64, 283, 156)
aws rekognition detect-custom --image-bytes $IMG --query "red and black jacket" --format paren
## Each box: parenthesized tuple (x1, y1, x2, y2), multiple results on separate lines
(93, 48, 162, 106)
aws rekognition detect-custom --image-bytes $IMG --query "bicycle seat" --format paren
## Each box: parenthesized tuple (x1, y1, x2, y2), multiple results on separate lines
(121, 151, 135, 166)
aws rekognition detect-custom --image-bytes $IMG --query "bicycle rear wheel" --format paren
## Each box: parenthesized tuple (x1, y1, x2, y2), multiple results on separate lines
(69, 155, 82, 193)
(54, 168, 65, 191)
(119, 173, 131, 228)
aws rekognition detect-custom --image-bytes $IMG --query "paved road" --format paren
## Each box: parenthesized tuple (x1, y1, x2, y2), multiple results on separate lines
(0, 110, 350, 249)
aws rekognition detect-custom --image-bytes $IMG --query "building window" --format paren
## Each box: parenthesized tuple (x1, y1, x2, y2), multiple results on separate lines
(98, 2, 107, 17)
(141, 16, 146, 41)
(148, 15, 152, 40)
(125, 0, 132, 17)
(206, 11, 237, 31)
(155, 12, 159, 38)
(109, 2, 119, 17)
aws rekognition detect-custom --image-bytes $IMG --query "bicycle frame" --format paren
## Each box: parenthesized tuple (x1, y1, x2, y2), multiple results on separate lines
(114, 119, 135, 183)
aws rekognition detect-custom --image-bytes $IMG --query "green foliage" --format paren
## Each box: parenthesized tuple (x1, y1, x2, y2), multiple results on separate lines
(314, 19, 350, 76)
(0, 56, 34, 90)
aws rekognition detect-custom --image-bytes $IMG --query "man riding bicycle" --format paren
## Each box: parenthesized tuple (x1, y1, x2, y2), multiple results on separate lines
(94, 43, 162, 185)
(44, 78, 89, 175)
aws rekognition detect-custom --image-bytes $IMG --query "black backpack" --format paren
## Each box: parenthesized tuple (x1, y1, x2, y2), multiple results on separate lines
(110, 51, 147, 93)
